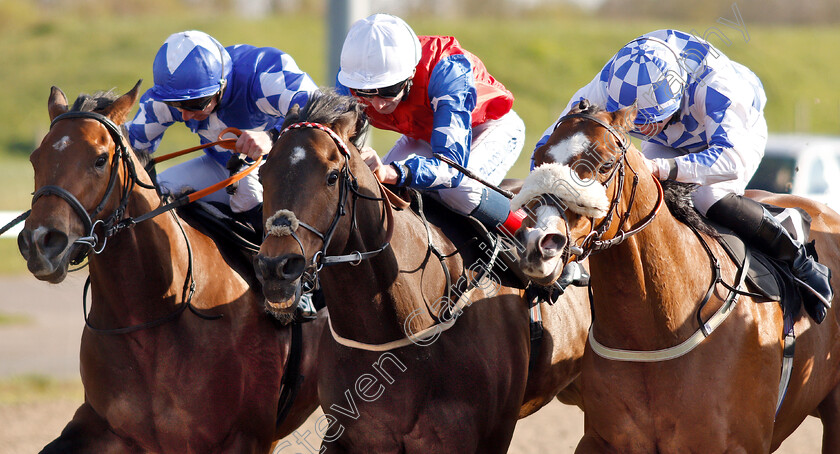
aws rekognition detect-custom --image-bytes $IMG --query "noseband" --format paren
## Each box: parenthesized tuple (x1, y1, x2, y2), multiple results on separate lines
(267, 122, 395, 299)
(548, 111, 664, 261)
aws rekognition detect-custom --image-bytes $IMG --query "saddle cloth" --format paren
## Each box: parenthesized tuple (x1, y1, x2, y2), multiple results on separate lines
(711, 205, 814, 334)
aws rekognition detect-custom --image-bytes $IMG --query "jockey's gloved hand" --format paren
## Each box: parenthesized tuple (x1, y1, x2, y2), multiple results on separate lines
(225, 154, 249, 195)
(556, 261, 590, 291)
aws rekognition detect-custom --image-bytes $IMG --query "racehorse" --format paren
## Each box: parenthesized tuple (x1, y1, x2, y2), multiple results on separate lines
(17, 82, 323, 453)
(253, 90, 590, 453)
(514, 100, 840, 452)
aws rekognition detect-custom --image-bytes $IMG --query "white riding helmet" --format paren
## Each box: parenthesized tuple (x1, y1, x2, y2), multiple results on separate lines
(337, 14, 422, 90)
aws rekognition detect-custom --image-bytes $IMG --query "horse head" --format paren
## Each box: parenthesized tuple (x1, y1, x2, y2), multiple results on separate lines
(255, 91, 373, 322)
(18, 81, 144, 283)
(512, 100, 644, 285)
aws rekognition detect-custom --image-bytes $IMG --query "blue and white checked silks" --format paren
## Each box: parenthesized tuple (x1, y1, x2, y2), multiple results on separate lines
(128, 44, 318, 167)
(535, 29, 767, 213)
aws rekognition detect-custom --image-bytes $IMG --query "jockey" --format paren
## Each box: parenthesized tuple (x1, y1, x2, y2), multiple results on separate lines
(126, 30, 318, 228)
(538, 29, 833, 321)
(126, 30, 320, 318)
(336, 14, 527, 236)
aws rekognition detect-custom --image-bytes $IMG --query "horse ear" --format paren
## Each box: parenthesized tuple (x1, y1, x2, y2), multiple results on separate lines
(287, 103, 301, 121)
(613, 103, 638, 133)
(48, 86, 69, 121)
(331, 110, 359, 143)
(101, 79, 142, 125)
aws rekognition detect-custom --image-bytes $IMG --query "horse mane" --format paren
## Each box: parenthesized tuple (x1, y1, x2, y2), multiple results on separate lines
(661, 180, 720, 239)
(283, 88, 370, 148)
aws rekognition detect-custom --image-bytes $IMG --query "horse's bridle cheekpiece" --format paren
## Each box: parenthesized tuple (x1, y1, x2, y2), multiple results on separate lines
(549, 108, 663, 261)
(35, 110, 220, 334)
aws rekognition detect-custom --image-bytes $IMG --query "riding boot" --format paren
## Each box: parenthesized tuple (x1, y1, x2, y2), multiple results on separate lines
(706, 194, 833, 323)
(470, 188, 590, 293)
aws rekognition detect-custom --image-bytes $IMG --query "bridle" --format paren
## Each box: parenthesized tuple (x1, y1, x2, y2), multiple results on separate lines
(547, 110, 664, 262)
(34, 111, 157, 262)
(266, 121, 395, 304)
(33, 110, 220, 334)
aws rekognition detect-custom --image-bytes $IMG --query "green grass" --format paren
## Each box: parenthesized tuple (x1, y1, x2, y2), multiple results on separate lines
(0, 311, 31, 326)
(1, 4, 839, 274)
(0, 375, 82, 404)
(0, 238, 26, 275)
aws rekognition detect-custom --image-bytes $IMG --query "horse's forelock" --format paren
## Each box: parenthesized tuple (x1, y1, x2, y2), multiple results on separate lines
(284, 89, 369, 148)
(70, 89, 120, 113)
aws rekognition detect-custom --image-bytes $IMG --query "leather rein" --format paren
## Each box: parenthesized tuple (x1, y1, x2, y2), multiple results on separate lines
(34, 111, 257, 334)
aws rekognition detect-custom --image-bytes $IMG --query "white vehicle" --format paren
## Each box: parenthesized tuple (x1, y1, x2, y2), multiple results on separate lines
(746, 134, 840, 211)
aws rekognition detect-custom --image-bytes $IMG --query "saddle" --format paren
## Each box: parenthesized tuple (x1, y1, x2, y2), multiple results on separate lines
(176, 200, 262, 288)
(709, 205, 814, 334)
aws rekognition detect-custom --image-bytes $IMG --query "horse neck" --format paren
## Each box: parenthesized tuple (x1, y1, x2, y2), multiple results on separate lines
(85, 178, 193, 325)
(589, 174, 715, 350)
(318, 188, 443, 344)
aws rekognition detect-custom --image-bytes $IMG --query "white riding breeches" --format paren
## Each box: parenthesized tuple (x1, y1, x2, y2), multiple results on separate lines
(157, 153, 263, 213)
(642, 139, 765, 216)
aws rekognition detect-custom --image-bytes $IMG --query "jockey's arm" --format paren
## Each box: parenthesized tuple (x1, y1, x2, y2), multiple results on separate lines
(390, 55, 477, 190)
(125, 93, 178, 153)
(653, 86, 765, 186)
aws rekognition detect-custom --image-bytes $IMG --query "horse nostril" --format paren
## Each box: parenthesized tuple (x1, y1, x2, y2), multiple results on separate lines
(255, 254, 305, 282)
(42, 230, 68, 259)
(278, 256, 305, 280)
(539, 233, 567, 258)
(17, 230, 32, 260)
(31, 228, 69, 260)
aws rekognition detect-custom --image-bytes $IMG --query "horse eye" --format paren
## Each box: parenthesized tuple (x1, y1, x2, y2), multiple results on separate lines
(326, 170, 339, 186)
(598, 159, 615, 174)
(94, 154, 108, 169)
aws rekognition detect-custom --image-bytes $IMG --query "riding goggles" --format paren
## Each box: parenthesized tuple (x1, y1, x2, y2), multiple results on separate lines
(164, 93, 218, 112)
(351, 79, 411, 99)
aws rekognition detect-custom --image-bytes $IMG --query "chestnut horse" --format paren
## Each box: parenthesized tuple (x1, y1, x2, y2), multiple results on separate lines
(17, 82, 323, 453)
(253, 91, 590, 453)
(514, 101, 840, 452)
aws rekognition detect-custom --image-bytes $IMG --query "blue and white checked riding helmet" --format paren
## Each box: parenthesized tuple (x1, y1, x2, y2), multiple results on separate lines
(149, 30, 231, 101)
(604, 37, 686, 124)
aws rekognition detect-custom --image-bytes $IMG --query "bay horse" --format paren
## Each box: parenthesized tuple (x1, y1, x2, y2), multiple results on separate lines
(17, 82, 324, 453)
(253, 91, 591, 453)
(514, 101, 840, 452)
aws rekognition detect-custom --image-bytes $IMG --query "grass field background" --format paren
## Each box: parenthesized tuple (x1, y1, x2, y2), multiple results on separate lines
(1, 3, 839, 274)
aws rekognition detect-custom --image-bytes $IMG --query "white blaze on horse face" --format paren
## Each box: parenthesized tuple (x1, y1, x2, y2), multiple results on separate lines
(289, 146, 306, 166)
(53, 136, 71, 152)
(546, 132, 590, 165)
(534, 204, 564, 234)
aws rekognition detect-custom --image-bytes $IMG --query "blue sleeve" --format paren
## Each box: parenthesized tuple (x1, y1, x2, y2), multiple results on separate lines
(125, 90, 179, 153)
(250, 49, 319, 134)
(395, 54, 476, 189)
